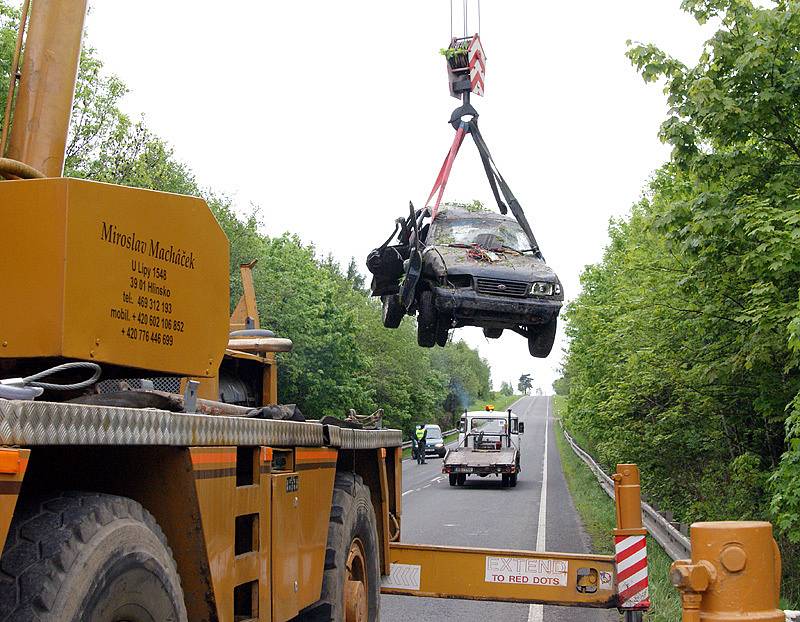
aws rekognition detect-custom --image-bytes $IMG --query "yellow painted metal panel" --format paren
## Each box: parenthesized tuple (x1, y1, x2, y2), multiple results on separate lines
(271, 473, 301, 621)
(383, 543, 617, 607)
(0, 180, 66, 355)
(0, 178, 229, 377)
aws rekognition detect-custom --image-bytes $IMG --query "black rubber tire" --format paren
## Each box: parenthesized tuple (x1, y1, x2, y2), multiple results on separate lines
(448, 474, 457, 487)
(435, 316, 450, 347)
(483, 327, 503, 339)
(0, 492, 187, 622)
(416, 291, 437, 348)
(456, 474, 466, 486)
(381, 294, 404, 329)
(501, 474, 509, 488)
(509, 474, 518, 488)
(528, 318, 557, 358)
(299, 473, 380, 622)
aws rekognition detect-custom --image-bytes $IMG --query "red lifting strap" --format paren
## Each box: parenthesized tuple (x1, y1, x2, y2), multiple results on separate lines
(424, 123, 467, 221)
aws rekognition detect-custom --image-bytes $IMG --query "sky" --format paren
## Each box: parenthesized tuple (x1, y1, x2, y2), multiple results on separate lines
(82, 1, 714, 394)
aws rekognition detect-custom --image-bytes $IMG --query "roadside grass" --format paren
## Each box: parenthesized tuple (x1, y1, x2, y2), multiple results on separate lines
(552, 396, 681, 622)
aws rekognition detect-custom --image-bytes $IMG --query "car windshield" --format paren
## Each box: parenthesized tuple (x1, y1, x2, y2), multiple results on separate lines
(431, 217, 532, 252)
(425, 428, 442, 440)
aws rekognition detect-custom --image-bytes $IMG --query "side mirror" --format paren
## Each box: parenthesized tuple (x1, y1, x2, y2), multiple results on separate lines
(518, 422, 525, 434)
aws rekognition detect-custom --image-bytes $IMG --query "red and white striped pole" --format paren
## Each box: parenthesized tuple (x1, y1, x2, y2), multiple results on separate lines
(613, 464, 650, 613)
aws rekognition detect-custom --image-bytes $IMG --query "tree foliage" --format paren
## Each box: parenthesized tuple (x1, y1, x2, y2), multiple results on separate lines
(0, 4, 493, 440)
(563, 0, 800, 591)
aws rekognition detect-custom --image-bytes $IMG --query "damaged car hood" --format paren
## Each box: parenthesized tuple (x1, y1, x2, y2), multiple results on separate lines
(429, 245, 558, 282)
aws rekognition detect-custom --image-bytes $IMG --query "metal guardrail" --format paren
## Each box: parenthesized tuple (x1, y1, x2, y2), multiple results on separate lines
(560, 423, 692, 561)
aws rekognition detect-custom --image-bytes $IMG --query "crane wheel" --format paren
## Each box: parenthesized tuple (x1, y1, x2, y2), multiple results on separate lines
(448, 474, 457, 486)
(0, 491, 187, 622)
(299, 472, 380, 622)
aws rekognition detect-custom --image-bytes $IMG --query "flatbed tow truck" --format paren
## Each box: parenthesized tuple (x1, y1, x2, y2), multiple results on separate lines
(443, 408, 522, 487)
(0, 1, 783, 621)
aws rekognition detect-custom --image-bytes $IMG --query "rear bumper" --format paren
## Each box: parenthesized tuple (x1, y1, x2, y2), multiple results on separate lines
(432, 286, 561, 326)
(442, 463, 518, 475)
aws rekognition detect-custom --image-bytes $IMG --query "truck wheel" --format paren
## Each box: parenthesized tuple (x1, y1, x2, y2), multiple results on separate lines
(381, 294, 404, 329)
(509, 474, 518, 487)
(501, 474, 509, 487)
(0, 492, 186, 622)
(448, 474, 457, 487)
(456, 474, 466, 486)
(416, 291, 437, 347)
(301, 473, 380, 622)
(527, 318, 557, 358)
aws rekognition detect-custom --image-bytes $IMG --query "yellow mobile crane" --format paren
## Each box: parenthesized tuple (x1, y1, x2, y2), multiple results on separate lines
(0, 1, 784, 621)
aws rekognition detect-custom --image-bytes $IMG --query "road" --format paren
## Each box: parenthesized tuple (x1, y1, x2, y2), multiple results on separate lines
(381, 395, 618, 622)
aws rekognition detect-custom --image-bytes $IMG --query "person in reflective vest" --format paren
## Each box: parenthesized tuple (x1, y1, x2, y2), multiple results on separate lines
(414, 425, 427, 464)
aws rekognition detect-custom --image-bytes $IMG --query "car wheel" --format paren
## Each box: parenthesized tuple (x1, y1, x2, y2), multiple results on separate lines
(417, 290, 437, 347)
(527, 318, 557, 358)
(435, 315, 451, 347)
(381, 294, 405, 329)
(449, 474, 457, 487)
(483, 327, 503, 339)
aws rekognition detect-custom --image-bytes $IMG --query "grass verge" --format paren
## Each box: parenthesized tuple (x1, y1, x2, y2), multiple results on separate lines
(552, 396, 681, 622)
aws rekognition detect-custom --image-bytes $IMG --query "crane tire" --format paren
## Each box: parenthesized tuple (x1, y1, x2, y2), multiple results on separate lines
(299, 472, 380, 622)
(0, 491, 186, 622)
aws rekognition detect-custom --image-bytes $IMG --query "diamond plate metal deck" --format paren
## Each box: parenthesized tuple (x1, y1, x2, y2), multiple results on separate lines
(0, 399, 402, 449)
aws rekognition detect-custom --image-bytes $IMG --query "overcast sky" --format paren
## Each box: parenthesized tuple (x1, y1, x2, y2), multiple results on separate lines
(82, 1, 714, 394)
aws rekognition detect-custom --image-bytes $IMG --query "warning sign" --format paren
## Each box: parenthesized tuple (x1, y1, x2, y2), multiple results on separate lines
(484, 556, 568, 586)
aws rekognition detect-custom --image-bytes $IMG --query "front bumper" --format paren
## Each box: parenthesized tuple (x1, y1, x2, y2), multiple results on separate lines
(432, 286, 561, 326)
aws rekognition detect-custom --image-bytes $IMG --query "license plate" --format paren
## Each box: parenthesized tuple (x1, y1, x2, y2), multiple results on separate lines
(453, 467, 472, 473)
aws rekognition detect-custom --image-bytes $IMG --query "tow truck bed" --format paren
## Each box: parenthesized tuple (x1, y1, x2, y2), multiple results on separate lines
(443, 447, 517, 475)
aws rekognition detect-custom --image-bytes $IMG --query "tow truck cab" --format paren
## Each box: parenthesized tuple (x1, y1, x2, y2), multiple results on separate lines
(457, 407, 524, 448)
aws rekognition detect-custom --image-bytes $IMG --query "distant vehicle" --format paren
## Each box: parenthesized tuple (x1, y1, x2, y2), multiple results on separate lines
(367, 206, 563, 358)
(424, 424, 446, 458)
(444, 409, 524, 487)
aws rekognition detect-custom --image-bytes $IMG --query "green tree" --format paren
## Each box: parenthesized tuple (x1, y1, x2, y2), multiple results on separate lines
(517, 374, 532, 395)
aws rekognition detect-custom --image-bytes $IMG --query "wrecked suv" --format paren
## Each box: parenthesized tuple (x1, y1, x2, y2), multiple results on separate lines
(367, 206, 563, 358)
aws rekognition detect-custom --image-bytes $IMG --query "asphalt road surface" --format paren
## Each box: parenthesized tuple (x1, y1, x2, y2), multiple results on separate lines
(381, 395, 619, 622)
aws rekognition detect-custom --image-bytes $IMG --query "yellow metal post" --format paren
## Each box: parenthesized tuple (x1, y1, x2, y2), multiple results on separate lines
(670, 521, 784, 622)
(6, 0, 88, 176)
(612, 464, 650, 612)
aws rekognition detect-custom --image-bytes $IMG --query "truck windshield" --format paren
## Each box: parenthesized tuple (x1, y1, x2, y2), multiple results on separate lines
(470, 418, 507, 434)
(431, 218, 531, 252)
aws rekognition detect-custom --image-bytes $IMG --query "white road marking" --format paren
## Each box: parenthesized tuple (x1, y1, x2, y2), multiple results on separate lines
(402, 490, 412, 496)
(528, 396, 550, 622)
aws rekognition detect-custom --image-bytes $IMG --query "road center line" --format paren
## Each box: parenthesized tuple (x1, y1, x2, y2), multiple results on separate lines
(402, 490, 412, 496)
(528, 397, 550, 622)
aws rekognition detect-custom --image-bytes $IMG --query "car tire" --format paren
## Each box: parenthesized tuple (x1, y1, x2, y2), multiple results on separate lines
(417, 290, 437, 348)
(528, 318, 557, 358)
(381, 294, 405, 329)
(435, 316, 450, 347)
(483, 327, 503, 339)
(449, 474, 457, 487)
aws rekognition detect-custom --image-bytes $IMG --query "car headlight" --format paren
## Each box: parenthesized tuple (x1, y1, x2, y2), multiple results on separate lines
(435, 443, 444, 448)
(530, 282, 554, 296)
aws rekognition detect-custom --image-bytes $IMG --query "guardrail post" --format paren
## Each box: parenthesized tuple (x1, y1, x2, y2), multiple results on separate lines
(670, 521, 784, 622)
(612, 464, 650, 617)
